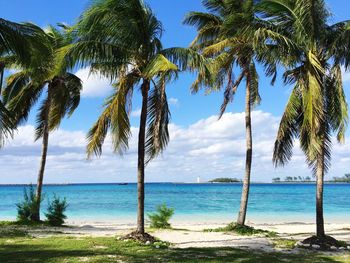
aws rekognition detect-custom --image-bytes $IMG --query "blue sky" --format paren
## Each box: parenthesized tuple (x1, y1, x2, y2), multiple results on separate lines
(0, 0, 350, 183)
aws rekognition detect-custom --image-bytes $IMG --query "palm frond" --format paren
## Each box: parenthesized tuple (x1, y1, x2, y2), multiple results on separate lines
(0, 102, 14, 148)
(34, 96, 50, 141)
(87, 80, 132, 158)
(6, 82, 44, 127)
(273, 86, 303, 166)
(48, 74, 82, 131)
(143, 54, 178, 79)
(249, 62, 261, 107)
(219, 70, 244, 118)
(145, 78, 170, 163)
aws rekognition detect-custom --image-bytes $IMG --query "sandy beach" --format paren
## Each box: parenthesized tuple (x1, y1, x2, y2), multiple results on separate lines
(20, 219, 348, 252)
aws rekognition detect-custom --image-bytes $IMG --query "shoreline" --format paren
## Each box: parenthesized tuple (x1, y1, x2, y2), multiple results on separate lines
(3, 213, 350, 225)
(1, 182, 349, 186)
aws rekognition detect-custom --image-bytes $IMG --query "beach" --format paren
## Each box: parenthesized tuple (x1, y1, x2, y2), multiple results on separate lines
(2, 183, 350, 253)
(10, 219, 349, 252)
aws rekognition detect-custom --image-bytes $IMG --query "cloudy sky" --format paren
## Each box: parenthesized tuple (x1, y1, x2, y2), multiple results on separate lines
(0, 0, 349, 183)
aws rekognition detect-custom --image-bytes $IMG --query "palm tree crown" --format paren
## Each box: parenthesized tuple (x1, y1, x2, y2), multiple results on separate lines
(64, 0, 180, 237)
(0, 19, 45, 147)
(2, 24, 82, 221)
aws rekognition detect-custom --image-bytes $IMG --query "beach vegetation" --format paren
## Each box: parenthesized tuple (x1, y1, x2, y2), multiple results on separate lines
(0, 227, 28, 238)
(204, 222, 277, 237)
(16, 185, 42, 222)
(272, 238, 297, 249)
(45, 195, 68, 226)
(148, 204, 174, 229)
(0, 234, 348, 263)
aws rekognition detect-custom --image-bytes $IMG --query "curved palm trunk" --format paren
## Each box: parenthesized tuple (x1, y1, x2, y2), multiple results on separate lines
(316, 147, 325, 239)
(237, 72, 252, 226)
(136, 80, 150, 234)
(32, 87, 52, 222)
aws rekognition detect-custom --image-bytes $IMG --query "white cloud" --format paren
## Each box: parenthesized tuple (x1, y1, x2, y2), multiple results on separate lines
(75, 67, 113, 98)
(168, 97, 179, 106)
(0, 110, 349, 184)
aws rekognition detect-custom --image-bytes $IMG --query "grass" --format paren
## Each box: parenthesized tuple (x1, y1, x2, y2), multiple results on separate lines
(272, 238, 297, 249)
(0, 220, 42, 227)
(0, 227, 28, 238)
(0, 220, 70, 228)
(0, 223, 349, 262)
(204, 222, 278, 237)
(0, 234, 349, 263)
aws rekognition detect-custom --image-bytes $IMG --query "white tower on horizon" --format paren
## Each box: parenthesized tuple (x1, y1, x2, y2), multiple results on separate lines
(197, 176, 201, 183)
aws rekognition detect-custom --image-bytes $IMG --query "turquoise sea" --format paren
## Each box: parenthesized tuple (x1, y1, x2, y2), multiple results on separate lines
(0, 183, 349, 223)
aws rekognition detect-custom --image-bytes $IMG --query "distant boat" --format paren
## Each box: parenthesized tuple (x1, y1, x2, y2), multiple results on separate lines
(117, 183, 128, 185)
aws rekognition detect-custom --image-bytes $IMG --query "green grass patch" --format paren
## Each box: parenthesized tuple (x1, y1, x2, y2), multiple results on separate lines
(204, 222, 278, 237)
(0, 228, 28, 238)
(0, 220, 70, 228)
(0, 235, 348, 263)
(272, 238, 297, 249)
(0, 220, 46, 227)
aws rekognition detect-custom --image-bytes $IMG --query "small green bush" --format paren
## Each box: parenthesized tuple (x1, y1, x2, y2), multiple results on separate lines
(204, 222, 277, 237)
(45, 195, 68, 226)
(16, 185, 40, 222)
(148, 204, 174, 229)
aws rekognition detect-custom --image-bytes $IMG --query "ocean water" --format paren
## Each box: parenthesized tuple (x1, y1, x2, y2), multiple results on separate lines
(0, 183, 349, 223)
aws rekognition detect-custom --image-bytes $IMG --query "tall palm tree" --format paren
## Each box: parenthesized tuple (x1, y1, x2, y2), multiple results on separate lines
(0, 19, 44, 146)
(63, 0, 181, 240)
(2, 25, 82, 221)
(184, 0, 272, 226)
(257, 0, 349, 245)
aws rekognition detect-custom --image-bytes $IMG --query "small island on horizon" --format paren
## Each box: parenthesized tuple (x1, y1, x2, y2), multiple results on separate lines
(209, 177, 242, 183)
(272, 174, 350, 183)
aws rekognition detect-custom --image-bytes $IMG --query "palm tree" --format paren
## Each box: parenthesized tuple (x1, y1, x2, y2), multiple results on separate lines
(0, 19, 44, 146)
(2, 25, 82, 221)
(184, 0, 272, 226)
(63, 0, 181, 240)
(257, 0, 349, 245)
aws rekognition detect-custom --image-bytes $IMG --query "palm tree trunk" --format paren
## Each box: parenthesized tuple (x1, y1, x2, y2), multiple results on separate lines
(237, 72, 252, 226)
(316, 148, 325, 239)
(32, 86, 52, 222)
(136, 80, 150, 234)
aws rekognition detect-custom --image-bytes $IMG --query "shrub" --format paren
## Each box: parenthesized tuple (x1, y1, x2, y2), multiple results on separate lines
(204, 222, 278, 237)
(16, 185, 40, 222)
(45, 195, 68, 226)
(148, 204, 174, 229)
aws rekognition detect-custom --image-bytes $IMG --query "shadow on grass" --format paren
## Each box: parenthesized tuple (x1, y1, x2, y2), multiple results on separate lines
(0, 237, 345, 263)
